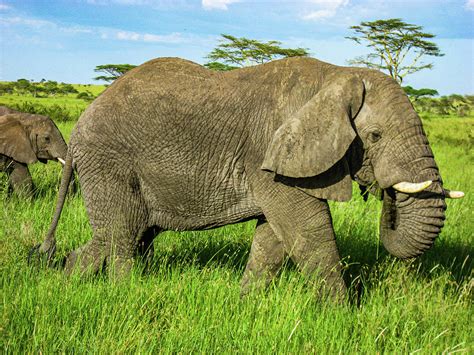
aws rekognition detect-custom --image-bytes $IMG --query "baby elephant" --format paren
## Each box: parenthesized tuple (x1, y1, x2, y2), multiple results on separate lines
(0, 106, 68, 198)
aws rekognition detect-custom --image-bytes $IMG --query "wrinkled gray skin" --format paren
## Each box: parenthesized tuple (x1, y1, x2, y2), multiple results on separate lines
(36, 57, 448, 300)
(0, 107, 68, 198)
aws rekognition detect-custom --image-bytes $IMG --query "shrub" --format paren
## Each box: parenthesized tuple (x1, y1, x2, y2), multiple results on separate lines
(7, 101, 84, 122)
(76, 91, 95, 101)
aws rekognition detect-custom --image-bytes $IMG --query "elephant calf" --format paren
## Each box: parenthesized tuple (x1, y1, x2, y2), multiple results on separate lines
(0, 106, 68, 198)
(34, 57, 463, 300)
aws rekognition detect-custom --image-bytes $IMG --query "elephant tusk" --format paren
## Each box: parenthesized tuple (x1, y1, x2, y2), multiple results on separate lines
(444, 189, 465, 199)
(57, 158, 66, 165)
(392, 180, 432, 193)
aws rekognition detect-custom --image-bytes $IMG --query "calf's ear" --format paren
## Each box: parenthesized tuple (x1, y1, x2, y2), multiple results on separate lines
(261, 75, 364, 178)
(0, 120, 38, 164)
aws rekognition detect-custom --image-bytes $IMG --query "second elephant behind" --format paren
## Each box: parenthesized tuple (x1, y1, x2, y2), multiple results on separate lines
(0, 107, 68, 197)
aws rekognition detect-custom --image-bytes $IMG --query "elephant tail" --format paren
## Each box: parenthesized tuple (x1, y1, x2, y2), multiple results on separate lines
(31, 149, 74, 265)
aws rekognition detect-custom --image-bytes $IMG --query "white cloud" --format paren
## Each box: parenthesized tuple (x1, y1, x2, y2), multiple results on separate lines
(308, 0, 348, 6)
(0, 13, 203, 46)
(116, 30, 141, 41)
(202, 0, 239, 10)
(114, 30, 186, 43)
(303, 0, 349, 21)
(0, 16, 94, 34)
(0, 3, 11, 10)
(0, 16, 55, 28)
(466, 0, 474, 10)
(302, 9, 336, 20)
(86, 0, 189, 7)
(86, 0, 149, 4)
(143, 32, 183, 43)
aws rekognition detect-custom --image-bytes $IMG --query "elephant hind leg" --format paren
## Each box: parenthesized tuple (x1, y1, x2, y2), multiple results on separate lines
(65, 169, 151, 279)
(64, 239, 107, 276)
(240, 218, 285, 296)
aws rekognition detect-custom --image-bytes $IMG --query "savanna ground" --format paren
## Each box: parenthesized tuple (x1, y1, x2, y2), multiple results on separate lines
(1, 90, 473, 353)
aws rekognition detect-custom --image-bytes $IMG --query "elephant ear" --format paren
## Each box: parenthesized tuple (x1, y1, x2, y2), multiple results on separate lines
(261, 75, 364, 201)
(0, 119, 37, 164)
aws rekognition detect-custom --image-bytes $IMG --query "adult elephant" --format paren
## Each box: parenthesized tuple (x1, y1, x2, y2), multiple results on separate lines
(34, 57, 463, 299)
(0, 108, 68, 198)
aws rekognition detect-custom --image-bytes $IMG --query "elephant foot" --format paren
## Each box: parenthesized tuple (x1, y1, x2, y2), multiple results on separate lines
(240, 273, 271, 298)
(310, 274, 347, 304)
(27, 243, 58, 268)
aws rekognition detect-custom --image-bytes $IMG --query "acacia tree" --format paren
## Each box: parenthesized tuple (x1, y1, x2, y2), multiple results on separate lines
(402, 86, 438, 101)
(93, 64, 137, 82)
(205, 34, 309, 70)
(346, 19, 444, 84)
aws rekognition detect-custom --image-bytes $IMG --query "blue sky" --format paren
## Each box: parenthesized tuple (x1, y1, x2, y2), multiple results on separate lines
(0, 0, 473, 95)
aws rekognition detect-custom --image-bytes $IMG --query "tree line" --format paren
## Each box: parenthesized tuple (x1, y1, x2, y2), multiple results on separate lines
(0, 79, 96, 101)
(411, 94, 474, 117)
(1, 19, 472, 117)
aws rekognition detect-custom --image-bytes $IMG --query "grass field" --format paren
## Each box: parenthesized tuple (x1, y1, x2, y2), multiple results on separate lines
(1, 97, 473, 352)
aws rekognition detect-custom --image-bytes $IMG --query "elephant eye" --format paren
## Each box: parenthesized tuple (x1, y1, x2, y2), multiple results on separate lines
(44, 136, 50, 143)
(368, 130, 382, 143)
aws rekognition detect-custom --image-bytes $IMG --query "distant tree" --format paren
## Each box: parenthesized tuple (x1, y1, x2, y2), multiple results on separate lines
(94, 64, 137, 82)
(346, 19, 444, 84)
(205, 34, 309, 70)
(43, 80, 59, 96)
(76, 91, 95, 101)
(15, 79, 32, 94)
(403, 86, 438, 101)
(58, 83, 78, 95)
(0, 82, 14, 95)
(435, 96, 453, 115)
(203, 61, 238, 71)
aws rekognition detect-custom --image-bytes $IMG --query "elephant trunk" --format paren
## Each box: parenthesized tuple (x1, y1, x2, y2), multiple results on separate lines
(56, 136, 68, 160)
(379, 186, 446, 259)
(376, 107, 448, 258)
(50, 133, 68, 163)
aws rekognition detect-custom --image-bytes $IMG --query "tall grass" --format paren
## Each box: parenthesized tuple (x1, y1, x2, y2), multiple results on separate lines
(1, 117, 473, 353)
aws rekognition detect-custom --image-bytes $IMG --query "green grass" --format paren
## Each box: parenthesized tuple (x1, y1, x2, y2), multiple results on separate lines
(1, 113, 473, 352)
(71, 83, 107, 96)
(0, 84, 106, 122)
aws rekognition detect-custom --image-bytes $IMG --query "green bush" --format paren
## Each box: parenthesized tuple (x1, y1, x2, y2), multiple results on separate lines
(7, 101, 84, 122)
(412, 95, 474, 117)
(76, 91, 95, 101)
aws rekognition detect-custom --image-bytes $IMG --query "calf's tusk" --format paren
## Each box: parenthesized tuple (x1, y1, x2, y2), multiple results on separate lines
(57, 158, 66, 165)
(392, 180, 432, 193)
(444, 189, 465, 199)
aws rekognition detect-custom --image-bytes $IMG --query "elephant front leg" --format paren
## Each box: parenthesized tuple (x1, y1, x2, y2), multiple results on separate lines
(240, 218, 285, 296)
(9, 162, 35, 198)
(289, 215, 347, 302)
(253, 175, 347, 301)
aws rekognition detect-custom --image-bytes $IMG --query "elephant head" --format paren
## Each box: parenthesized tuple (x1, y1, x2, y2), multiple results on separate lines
(262, 69, 463, 259)
(0, 112, 68, 166)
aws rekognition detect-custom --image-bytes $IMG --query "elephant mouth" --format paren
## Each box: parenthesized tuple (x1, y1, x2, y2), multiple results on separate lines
(38, 158, 48, 164)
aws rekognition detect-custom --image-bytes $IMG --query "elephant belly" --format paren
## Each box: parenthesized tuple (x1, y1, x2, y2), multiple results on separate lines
(138, 160, 261, 231)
